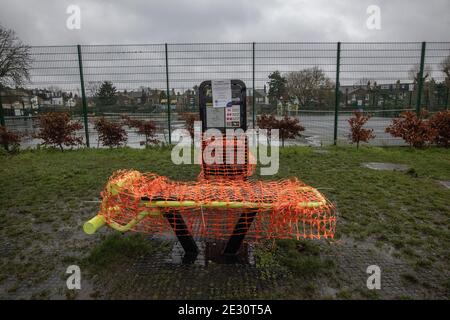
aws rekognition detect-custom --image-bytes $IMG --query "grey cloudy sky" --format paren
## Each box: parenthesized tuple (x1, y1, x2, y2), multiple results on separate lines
(0, 0, 449, 45)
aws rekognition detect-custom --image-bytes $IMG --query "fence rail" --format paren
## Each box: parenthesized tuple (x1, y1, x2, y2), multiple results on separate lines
(1, 41, 449, 148)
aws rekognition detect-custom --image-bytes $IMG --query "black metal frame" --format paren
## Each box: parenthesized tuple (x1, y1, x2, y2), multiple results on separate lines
(156, 80, 256, 259)
(163, 211, 199, 254)
(199, 80, 255, 256)
(163, 210, 257, 257)
(223, 210, 257, 255)
(198, 80, 247, 133)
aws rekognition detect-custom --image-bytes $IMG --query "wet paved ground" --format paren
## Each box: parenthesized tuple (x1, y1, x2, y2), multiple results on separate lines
(2, 232, 447, 300)
(0, 190, 448, 300)
(84, 238, 447, 299)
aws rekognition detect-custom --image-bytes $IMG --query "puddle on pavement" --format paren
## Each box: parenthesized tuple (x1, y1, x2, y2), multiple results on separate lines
(438, 180, 450, 189)
(362, 162, 409, 171)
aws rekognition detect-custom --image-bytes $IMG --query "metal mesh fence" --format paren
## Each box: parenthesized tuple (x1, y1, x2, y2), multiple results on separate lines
(1, 42, 449, 148)
(424, 42, 450, 112)
(337, 42, 422, 146)
(2, 45, 83, 148)
(255, 42, 337, 145)
(167, 43, 253, 142)
(80, 44, 168, 147)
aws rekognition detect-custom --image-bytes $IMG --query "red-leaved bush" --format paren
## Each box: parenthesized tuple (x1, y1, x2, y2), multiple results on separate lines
(122, 116, 158, 146)
(385, 111, 436, 148)
(257, 114, 278, 131)
(279, 115, 305, 147)
(36, 112, 83, 151)
(181, 113, 200, 139)
(0, 126, 21, 152)
(257, 114, 278, 145)
(257, 114, 304, 146)
(348, 111, 375, 149)
(94, 117, 127, 148)
(428, 111, 450, 148)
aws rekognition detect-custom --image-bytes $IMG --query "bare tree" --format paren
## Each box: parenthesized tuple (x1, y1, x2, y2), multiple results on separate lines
(0, 25, 32, 87)
(354, 78, 375, 89)
(408, 64, 433, 83)
(86, 81, 102, 97)
(441, 55, 450, 86)
(285, 66, 333, 107)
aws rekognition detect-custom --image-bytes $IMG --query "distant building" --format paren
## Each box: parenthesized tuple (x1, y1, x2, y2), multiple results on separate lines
(254, 88, 269, 104)
(128, 91, 145, 104)
(339, 82, 414, 108)
(0, 88, 33, 116)
(65, 98, 77, 108)
(247, 86, 269, 105)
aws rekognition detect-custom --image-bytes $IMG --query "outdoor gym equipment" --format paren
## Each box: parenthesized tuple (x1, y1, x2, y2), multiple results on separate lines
(84, 80, 336, 257)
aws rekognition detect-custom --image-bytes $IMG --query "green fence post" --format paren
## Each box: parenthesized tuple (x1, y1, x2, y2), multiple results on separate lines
(333, 42, 341, 145)
(77, 44, 90, 147)
(416, 41, 426, 115)
(165, 43, 172, 144)
(0, 86, 5, 127)
(252, 42, 256, 129)
(446, 85, 449, 110)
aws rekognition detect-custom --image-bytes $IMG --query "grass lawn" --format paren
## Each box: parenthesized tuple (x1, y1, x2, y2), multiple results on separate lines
(0, 145, 449, 299)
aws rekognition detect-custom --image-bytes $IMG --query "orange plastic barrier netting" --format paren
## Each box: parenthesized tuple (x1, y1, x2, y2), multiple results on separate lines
(199, 135, 256, 180)
(97, 170, 336, 240)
